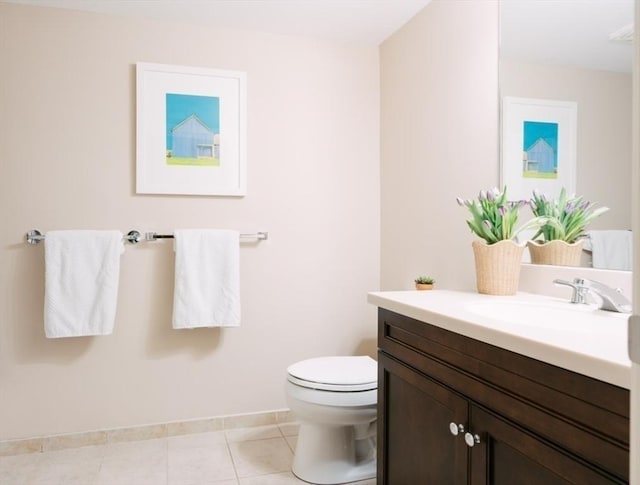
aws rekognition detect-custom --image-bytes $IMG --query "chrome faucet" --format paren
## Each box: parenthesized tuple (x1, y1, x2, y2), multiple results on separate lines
(553, 278, 632, 313)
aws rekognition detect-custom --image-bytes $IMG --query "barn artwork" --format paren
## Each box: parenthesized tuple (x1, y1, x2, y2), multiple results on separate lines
(501, 97, 575, 201)
(137, 63, 246, 195)
(522, 121, 558, 180)
(166, 93, 220, 166)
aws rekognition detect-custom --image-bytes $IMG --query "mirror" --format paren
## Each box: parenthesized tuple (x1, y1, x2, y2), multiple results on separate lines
(499, 0, 634, 270)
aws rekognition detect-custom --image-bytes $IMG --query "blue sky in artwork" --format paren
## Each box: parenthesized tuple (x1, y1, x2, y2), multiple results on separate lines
(523, 121, 558, 154)
(166, 93, 219, 149)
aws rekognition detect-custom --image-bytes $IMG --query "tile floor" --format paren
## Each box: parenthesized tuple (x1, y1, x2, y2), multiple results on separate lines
(0, 423, 376, 485)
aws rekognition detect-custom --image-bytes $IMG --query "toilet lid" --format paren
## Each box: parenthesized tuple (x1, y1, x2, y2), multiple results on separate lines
(287, 356, 377, 392)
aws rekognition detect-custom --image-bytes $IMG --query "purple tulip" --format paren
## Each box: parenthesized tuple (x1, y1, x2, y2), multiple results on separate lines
(564, 201, 575, 214)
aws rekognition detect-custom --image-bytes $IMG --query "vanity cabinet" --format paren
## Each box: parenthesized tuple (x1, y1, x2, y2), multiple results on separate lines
(377, 308, 630, 484)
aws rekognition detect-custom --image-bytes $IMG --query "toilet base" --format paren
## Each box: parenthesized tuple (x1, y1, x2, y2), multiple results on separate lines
(292, 423, 376, 485)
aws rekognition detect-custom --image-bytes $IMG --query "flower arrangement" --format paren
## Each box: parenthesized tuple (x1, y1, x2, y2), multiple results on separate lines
(529, 188, 609, 243)
(457, 187, 543, 244)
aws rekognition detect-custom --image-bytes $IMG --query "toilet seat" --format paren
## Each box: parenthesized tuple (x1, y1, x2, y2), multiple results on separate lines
(287, 356, 377, 392)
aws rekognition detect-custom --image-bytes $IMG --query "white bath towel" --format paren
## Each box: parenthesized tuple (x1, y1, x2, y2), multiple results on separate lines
(44, 230, 124, 338)
(172, 229, 241, 329)
(587, 230, 633, 271)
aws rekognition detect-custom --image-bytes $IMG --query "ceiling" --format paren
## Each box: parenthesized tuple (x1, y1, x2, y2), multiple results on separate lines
(4, 0, 634, 70)
(500, 0, 634, 73)
(2, 0, 433, 46)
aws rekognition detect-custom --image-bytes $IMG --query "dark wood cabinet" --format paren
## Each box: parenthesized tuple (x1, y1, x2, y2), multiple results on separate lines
(377, 308, 630, 485)
(381, 353, 468, 484)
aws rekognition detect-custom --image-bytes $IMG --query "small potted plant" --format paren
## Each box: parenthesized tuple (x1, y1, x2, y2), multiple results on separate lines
(528, 188, 608, 266)
(414, 276, 435, 291)
(457, 187, 545, 295)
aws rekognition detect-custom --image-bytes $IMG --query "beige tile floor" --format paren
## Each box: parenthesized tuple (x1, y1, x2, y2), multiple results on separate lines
(0, 423, 376, 485)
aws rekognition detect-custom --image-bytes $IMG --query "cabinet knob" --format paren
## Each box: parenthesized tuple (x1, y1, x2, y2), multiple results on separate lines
(464, 432, 481, 447)
(449, 422, 465, 436)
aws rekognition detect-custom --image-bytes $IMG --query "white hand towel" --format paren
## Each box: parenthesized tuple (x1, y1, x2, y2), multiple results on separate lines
(587, 230, 633, 271)
(172, 229, 241, 329)
(44, 230, 124, 338)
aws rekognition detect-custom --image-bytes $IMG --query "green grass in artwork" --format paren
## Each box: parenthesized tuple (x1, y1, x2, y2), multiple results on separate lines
(166, 157, 220, 167)
(523, 170, 557, 179)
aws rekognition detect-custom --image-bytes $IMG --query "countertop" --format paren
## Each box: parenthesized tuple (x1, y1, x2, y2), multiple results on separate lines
(368, 290, 632, 389)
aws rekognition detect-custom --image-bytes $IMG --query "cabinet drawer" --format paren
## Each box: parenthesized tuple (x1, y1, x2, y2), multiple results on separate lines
(378, 308, 629, 481)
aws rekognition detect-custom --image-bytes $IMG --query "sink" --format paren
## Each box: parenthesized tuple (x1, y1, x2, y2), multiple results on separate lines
(465, 298, 627, 334)
(368, 289, 632, 385)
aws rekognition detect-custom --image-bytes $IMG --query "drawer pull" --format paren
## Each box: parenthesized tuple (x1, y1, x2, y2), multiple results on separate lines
(464, 432, 481, 447)
(449, 422, 465, 436)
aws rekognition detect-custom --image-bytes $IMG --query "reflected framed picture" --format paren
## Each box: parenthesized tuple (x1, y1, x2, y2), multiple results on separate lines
(501, 97, 577, 201)
(136, 63, 246, 196)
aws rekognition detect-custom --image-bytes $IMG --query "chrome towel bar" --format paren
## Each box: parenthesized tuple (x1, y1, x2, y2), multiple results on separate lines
(26, 229, 268, 245)
(145, 232, 268, 241)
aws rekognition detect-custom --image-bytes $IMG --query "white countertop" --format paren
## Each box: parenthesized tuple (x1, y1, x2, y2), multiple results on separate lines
(368, 290, 632, 389)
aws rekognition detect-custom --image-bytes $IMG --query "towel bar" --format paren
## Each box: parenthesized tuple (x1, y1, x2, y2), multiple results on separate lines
(145, 231, 268, 241)
(26, 229, 268, 245)
(26, 230, 143, 245)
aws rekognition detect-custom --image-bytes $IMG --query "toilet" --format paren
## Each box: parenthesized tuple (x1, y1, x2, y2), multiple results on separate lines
(285, 355, 377, 485)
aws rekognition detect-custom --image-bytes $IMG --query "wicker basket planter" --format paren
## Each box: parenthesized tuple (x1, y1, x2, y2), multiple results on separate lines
(527, 240, 584, 267)
(472, 240, 525, 296)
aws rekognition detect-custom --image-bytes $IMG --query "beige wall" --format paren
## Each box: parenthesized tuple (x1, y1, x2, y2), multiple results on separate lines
(379, 0, 500, 291)
(0, 3, 380, 441)
(501, 61, 632, 230)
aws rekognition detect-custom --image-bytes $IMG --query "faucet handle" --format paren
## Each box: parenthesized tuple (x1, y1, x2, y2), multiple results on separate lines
(553, 279, 588, 304)
(553, 278, 574, 287)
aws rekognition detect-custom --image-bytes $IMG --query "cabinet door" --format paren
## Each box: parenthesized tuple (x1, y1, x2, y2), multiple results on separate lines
(469, 406, 625, 485)
(378, 353, 468, 485)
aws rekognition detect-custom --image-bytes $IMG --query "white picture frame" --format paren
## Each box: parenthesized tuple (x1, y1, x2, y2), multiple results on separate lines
(136, 62, 246, 196)
(501, 96, 577, 201)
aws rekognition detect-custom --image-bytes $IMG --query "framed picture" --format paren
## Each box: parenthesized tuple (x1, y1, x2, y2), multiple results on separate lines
(136, 63, 246, 196)
(501, 97, 577, 201)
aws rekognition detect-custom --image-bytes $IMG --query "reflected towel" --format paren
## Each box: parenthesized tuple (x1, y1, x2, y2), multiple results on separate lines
(172, 229, 241, 329)
(587, 230, 632, 271)
(44, 230, 124, 338)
